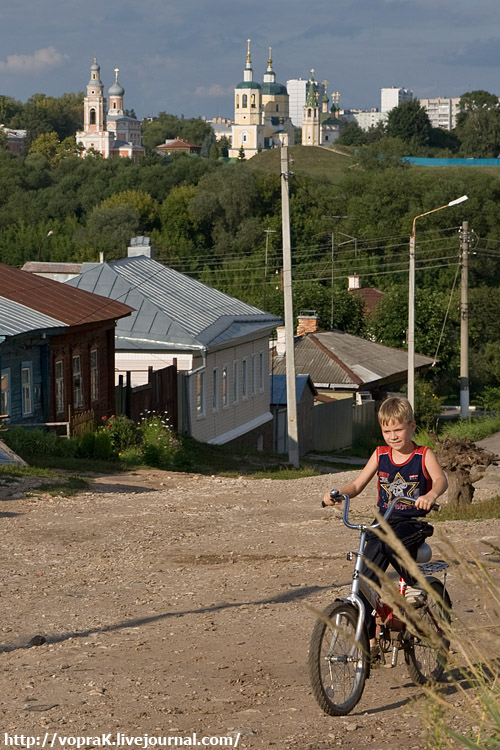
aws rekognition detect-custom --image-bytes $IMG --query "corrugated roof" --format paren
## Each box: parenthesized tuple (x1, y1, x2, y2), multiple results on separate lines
(273, 331, 433, 389)
(0, 263, 133, 326)
(66, 256, 282, 350)
(273, 336, 354, 385)
(0, 297, 66, 336)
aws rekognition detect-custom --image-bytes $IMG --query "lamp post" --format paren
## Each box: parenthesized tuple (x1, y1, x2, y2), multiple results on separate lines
(408, 195, 468, 409)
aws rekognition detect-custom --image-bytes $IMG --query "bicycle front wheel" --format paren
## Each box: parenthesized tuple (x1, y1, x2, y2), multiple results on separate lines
(309, 601, 369, 716)
(405, 580, 451, 685)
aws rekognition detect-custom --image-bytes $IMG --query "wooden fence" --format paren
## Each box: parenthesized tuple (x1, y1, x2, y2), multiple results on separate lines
(115, 364, 178, 429)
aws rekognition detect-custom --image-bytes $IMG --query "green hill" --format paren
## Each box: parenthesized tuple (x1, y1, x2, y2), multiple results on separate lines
(246, 145, 353, 183)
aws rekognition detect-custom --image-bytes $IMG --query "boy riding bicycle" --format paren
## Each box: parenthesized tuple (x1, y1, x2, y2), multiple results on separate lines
(323, 396, 448, 659)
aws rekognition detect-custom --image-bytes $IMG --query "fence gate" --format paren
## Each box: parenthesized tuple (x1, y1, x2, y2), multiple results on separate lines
(115, 364, 178, 429)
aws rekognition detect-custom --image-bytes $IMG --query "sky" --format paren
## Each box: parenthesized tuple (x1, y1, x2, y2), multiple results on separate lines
(1, 0, 500, 121)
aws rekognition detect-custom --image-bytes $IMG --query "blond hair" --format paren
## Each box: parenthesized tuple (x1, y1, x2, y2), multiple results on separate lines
(378, 396, 414, 426)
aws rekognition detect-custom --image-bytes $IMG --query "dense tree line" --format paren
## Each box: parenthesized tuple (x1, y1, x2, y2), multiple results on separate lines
(2, 90, 500, 400)
(337, 90, 500, 159)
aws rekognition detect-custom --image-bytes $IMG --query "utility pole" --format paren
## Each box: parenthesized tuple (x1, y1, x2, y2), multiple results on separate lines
(280, 146, 299, 467)
(330, 231, 335, 329)
(460, 221, 469, 419)
(408, 232, 416, 410)
(263, 229, 276, 309)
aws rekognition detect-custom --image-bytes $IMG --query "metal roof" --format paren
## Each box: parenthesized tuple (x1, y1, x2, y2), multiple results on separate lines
(0, 297, 67, 337)
(66, 256, 282, 350)
(0, 262, 133, 326)
(270, 374, 316, 405)
(273, 331, 433, 389)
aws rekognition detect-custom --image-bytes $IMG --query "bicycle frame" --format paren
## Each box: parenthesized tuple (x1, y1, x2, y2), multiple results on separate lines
(340, 494, 449, 654)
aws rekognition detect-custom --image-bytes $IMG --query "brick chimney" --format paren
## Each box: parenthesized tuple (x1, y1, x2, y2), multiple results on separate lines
(297, 311, 319, 336)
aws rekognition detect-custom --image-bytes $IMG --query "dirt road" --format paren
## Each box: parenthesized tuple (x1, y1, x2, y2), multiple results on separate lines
(0, 468, 499, 749)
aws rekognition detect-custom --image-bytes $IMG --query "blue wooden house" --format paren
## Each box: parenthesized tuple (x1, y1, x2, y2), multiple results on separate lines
(0, 263, 132, 426)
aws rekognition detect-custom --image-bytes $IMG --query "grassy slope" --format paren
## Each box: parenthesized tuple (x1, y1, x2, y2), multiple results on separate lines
(246, 145, 353, 183)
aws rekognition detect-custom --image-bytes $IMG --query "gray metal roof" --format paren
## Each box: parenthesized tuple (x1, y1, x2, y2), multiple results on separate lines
(0, 297, 67, 337)
(273, 331, 433, 389)
(66, 256, 282, 351)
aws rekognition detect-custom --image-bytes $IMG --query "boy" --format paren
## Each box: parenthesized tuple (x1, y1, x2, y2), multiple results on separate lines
(322, 396, 448, 657)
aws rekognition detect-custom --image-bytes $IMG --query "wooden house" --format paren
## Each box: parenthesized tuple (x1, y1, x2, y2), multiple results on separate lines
(0, 263, 132, 427)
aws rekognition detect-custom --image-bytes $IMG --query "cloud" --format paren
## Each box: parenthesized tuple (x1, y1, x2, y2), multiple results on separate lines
(0, 47, 68, 74)
(194, 83, 233, 98)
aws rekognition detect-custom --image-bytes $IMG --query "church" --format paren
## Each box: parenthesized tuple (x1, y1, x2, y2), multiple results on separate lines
(75, 59, 145, 161)
(229, 41, 295, 159)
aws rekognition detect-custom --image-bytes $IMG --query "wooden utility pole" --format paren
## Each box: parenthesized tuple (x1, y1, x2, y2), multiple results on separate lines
(460, 221, 469, 418)
(280, 146, 299, 467)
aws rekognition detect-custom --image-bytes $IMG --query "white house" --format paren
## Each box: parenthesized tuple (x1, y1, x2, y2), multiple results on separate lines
(65, 246, 282, 447)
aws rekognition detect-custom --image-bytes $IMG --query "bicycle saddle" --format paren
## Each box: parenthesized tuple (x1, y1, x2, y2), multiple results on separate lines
(415, 542, 432, 563)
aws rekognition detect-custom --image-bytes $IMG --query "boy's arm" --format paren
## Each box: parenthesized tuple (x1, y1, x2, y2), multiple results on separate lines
(322, 450, 378, 505)
(415, 448, 448, 511)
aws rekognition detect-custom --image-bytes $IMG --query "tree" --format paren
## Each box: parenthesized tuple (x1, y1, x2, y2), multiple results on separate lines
(337, 121, 366, 146)
(458, 90, 499, 115)
(78, 203, 140, 260)
(0, 95, 23, 126)
(98, 190, 159, 232)
(238, 146, 246, 161)
(456, 107, 500, 157)
(385, 99, 432, 147)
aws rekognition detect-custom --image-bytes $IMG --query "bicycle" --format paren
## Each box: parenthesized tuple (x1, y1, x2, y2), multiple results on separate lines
(308, 492, 452, 716)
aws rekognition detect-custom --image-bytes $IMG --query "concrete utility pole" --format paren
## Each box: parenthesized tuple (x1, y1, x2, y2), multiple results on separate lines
(280, 146, 300, 467)
(263, 229, 276, 308)
(460, 221, 469, 419)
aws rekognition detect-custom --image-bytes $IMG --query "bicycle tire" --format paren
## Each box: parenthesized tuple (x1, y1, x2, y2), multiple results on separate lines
(405, 580, 451, 685)
(309, 601, 369, 716)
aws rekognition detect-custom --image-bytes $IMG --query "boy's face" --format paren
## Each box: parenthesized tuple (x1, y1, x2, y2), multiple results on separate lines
(380, 418, 415, 452)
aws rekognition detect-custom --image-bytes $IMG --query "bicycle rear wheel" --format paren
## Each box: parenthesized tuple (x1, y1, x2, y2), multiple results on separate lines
(309, 601, 369, 716)
(405, 580, 451, 685)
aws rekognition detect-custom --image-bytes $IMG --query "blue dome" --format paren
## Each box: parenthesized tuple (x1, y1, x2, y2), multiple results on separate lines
(109, 81, 124, 97)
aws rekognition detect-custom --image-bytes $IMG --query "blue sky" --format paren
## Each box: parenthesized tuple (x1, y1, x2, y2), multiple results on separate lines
(0, 0, 499, 120)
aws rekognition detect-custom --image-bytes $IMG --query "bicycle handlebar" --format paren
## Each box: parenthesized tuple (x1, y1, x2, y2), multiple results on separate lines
(322, 492, 439, 531)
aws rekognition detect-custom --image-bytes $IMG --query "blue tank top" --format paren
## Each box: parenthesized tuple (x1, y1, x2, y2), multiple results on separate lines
(377, 444, 432, 518)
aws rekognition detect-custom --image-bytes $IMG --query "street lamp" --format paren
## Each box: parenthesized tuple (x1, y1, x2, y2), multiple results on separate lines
(408, 195, 468, 409)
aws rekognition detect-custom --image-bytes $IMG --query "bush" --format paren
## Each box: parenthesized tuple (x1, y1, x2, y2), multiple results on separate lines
(3, 427, 78, 460)
(139, 411, 182, 468)
(77, 431, 96, 458)
(414, 377, 443, 432)
(93, 430, 114, 460)
(99, 415, 137, 451)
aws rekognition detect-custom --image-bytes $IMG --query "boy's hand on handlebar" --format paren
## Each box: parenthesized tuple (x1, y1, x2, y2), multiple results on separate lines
(415, 494, 438, 511)
(322, 489, 342, 506)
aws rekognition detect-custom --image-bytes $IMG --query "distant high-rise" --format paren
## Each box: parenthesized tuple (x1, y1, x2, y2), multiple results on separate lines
(419, 97, 461, 130)
(381, 86, 413, 113)
(287, 77, 327, 127)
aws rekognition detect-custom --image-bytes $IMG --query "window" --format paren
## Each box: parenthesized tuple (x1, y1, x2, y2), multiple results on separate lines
(21, 363, 33, 416)
(90, 109, 96, 125)
(258, 352, 264, 392)
(90, 349, 99, 402)
(251, 94, 256, 108)
(236, 95, 239, 109)
(222, 366, 228, 408)
(1, 369, 10, 417)
(212, 368, 219, 412)
(55, 360, 65, 416)
(196, 371, 205, 416)
(251, 354, 257, 396)
(242, 94, 247, 107)
(72, 355, 83, 409)
(242, 359, 248, 400)
(233, 362, 239, 404)
(276, 104, 279, 112)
